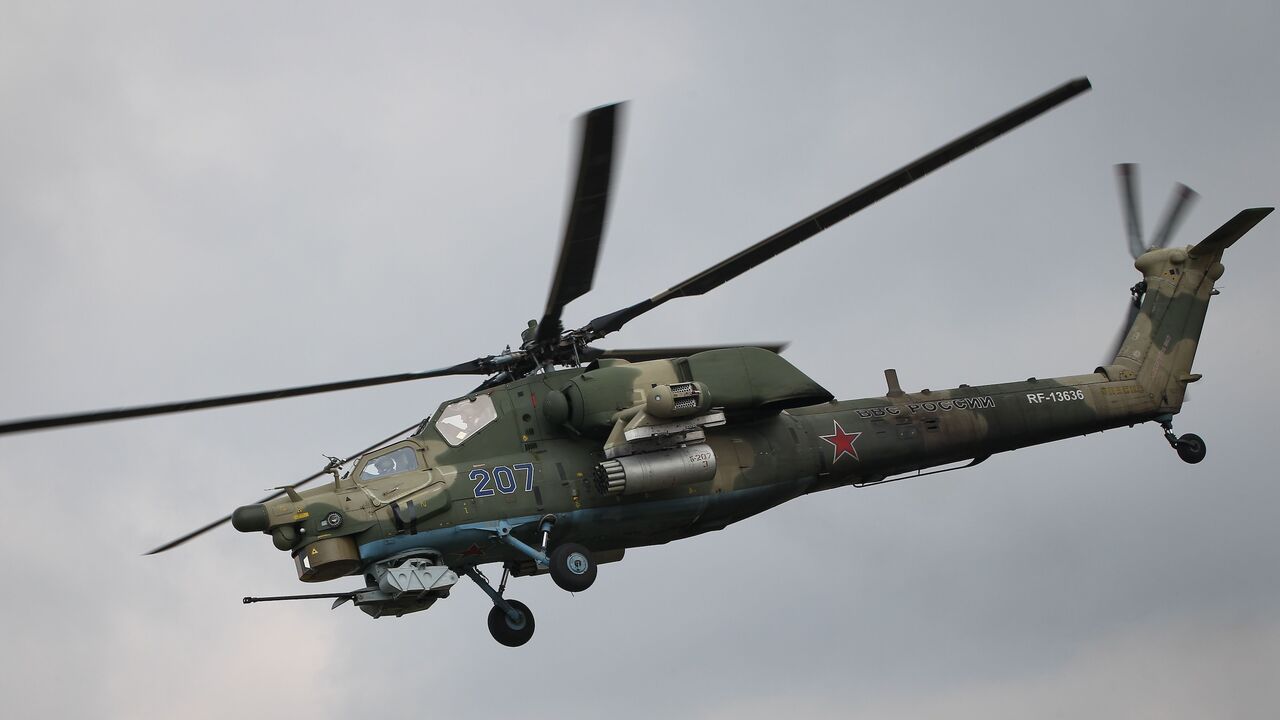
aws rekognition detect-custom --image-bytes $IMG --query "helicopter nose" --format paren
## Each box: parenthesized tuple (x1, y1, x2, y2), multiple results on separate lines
(232, 504, 270, 532)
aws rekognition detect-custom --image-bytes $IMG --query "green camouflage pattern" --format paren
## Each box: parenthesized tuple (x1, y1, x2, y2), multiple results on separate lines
(232, 219, 1255, 607)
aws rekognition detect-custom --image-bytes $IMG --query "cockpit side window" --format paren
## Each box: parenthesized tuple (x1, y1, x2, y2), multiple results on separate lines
(434, 394, 498, 447)
(359, 446, 420, 480)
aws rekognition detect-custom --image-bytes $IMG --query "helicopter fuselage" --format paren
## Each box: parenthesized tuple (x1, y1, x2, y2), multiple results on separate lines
(262, 351, 1171, 591)
(348, 366, 1163, 572)
(242, 243, 1218, 598)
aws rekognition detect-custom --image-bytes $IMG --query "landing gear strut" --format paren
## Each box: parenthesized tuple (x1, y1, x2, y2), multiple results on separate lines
(463, 566, 535, 647)
(493, 516, 599, 593)
(1160, 417, 1207, 464)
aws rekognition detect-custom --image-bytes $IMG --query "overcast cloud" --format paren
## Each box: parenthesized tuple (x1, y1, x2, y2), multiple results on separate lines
(2, 2, 1278, 718)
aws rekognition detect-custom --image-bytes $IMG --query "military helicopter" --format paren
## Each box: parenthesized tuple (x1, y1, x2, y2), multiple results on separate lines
(1, 76, 1270, 647)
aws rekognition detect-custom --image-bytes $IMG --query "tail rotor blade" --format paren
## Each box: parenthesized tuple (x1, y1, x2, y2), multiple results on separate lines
(1150, 183, 1199, 249)
(1104, 298, 1142, 365)
(1115, 163, 1146, 259)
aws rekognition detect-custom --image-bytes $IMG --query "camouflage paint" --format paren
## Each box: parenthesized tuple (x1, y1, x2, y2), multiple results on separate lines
(234, 223, 1247, 595)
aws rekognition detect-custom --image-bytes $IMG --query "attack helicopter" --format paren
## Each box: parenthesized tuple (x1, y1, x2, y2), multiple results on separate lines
(0, 76, 1271, 647)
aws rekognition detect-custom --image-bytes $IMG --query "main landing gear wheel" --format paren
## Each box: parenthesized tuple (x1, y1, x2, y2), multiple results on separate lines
(487, 599, 535, 647)
(549, 543, 597, 592)
(1175, 433, 1207, 464)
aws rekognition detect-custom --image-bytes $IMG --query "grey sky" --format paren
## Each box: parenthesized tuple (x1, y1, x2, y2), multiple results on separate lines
(2, 2, 1278, 718)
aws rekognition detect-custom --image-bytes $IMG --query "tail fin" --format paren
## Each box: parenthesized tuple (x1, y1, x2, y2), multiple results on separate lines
(1110, 208, 1272, 413)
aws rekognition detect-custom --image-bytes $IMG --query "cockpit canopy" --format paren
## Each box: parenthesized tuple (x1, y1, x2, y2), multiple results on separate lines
(358, 445, 420, 480)
(434, 394, 499, 446)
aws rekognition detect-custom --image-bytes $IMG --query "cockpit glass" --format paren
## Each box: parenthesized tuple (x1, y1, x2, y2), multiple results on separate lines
(434, 394, 498, 447)
(359, 447, 420, 480)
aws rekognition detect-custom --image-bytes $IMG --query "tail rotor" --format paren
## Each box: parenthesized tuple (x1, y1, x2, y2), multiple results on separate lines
(1150, 182, 1199, 251)
(1116, 163, 1146, 260)
(1104, 164, 1199, 363)
(1114, 163, 1199, 259)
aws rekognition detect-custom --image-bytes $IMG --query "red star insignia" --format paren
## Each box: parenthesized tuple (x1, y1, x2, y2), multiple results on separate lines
(820, 420, 862, 463)
(461, 543, 484, 557)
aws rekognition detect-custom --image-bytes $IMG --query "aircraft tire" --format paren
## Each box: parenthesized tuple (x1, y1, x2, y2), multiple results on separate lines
(1176, 433, 1207, 464)
(550, 543, 597, 592)
(487, 600, 535, 647)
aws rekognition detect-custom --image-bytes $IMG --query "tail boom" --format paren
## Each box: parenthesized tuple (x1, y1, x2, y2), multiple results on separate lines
(789, 370, 1162, 489)
(788, 207, 1271, 487)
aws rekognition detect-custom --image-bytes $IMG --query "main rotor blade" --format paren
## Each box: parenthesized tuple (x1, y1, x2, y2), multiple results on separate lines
(1104, 299, 1143, 365)
(1150, 183, 1198, 249)
(1116, 163, 1146, 259)
(587, 342, 789, 363)
(0, 360, 492, 436)
(582, 77, 1092, 340)
(144, 422, 420, 554)
(534, 103, 623, 345)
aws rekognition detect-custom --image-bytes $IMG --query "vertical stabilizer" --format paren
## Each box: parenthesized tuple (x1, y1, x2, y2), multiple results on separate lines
(1111, 208, 1271, 412)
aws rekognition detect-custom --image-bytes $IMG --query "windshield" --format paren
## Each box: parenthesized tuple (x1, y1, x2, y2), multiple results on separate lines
(435, 394, 498, 446)
(359, 446, 420, 480)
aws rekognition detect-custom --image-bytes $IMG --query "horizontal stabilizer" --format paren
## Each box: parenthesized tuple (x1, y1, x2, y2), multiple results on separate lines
(1189, 207, 1273, 258)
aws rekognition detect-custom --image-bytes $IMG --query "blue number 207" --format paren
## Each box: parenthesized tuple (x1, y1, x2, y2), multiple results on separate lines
(472, 463, 535, 498)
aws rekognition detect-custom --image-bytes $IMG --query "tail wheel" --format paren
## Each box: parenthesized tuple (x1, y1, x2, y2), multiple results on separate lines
(549, 543, 597, 592)
(487, 600, 535, 647)
(1176, 433, 1207, 464)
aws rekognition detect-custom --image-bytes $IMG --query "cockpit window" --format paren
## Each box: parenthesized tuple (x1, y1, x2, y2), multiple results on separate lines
(434, 394, 498, 447)
(359, 447, 420, 480)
